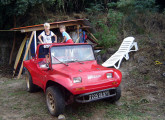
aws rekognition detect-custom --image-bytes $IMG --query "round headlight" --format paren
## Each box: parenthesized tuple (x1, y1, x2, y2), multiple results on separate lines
(106, 73, 113, 78)
(73, 77, 82, 83)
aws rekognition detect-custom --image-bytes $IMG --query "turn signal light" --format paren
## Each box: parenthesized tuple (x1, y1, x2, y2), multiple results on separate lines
(112, 81, 117, 85)
(75, 87, 85, 91)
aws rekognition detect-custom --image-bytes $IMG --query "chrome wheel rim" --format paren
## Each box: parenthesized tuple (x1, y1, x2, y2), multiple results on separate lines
(47, 92, 55, 112)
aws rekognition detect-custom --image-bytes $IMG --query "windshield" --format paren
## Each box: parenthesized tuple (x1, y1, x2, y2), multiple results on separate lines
(50, 45, 95, 64)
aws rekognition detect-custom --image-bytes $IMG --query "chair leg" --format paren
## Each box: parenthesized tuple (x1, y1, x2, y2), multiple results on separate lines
(114, 64, 117, 69)
(124, 53, 129, 60)
(134, 42, 138, 51)
(130, 42, 138, 51)
(114, 58, 123, 69)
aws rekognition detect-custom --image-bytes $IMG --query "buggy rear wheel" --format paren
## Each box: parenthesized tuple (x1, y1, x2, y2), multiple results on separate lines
(25, 70, 38, 92)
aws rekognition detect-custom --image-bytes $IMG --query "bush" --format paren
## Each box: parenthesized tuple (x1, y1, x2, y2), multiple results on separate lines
(95, 10, 123, 49)
(117, 0, 158, 14)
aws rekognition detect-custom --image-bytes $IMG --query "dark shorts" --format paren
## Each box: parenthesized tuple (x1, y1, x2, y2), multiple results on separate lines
(43, 48, 49, 55)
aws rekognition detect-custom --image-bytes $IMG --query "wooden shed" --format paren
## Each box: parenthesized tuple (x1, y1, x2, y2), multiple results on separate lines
(11, 19, 98, 79)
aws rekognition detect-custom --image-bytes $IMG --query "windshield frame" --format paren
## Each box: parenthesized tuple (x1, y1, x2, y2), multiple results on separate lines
(50, 44, 96, 65)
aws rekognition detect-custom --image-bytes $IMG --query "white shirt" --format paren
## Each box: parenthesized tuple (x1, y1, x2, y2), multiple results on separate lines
(40, 31, 55, 48)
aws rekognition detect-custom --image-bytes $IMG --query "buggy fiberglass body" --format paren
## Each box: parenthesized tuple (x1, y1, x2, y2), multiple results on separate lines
(24, 43, 122, 116)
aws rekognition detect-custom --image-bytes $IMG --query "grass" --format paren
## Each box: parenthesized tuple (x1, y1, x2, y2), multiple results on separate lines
(0, 79, 49, 119)
(104, 100, 145, 120)
(23, 111, 48, 119)
(21, 92, 48, 118)
(2, 78, 20, 85)
(65, 103, 94, 119)
(12, 102, 22, 110)
(8, 90, 27, 96)
(65, 98, 150, 120)
(143, 75, 150, 81)
(130, 68, 139, 78)
(138, 38, 149, 47)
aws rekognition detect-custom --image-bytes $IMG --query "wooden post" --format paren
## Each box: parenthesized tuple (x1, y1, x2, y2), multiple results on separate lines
(17, 31, 35, 79)
(9, 32, 16, 64)
(34, 31, 37, 53)
(77, 25, 80, 43)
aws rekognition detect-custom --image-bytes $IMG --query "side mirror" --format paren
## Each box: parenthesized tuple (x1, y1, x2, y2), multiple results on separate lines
(40, 67, 49, 71)
(40, 64, 50, 71)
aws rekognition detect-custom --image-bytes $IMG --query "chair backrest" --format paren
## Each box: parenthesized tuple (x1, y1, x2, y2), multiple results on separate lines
(118, 37, 135, 53)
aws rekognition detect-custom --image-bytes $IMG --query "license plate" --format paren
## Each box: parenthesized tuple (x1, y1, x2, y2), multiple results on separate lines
(89, 90, 110, 100)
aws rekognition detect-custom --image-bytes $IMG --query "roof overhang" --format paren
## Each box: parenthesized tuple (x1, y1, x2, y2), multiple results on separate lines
(11, 19, 96, 33)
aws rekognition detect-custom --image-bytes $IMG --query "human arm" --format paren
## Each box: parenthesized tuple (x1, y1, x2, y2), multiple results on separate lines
(51, 31, 57, 43)
(61, 36, 67, 43)
(38, 34, 44, 44)
(54, 34, 57, 43)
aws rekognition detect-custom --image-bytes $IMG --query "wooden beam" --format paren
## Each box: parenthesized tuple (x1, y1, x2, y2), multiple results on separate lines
(9, 32, 16, 64)
(94, 46, 104, 50)
(17, 31, 35, 79)
(20, 23, 80, 33)
(11, 19, 84, 30)
(86, 29, 98, 42)
(87, 36, 97, 44)
(80, 26, 91, 29)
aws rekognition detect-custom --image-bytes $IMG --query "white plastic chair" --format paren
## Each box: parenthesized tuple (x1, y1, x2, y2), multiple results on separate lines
(102, 37, 138, 69)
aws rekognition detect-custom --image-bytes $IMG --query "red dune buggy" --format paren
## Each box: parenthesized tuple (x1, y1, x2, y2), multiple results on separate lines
(24, 43, 122, 116)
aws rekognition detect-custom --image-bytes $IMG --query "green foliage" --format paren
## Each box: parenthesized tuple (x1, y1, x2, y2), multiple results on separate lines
(0, 0, 39, 16)
(95, 10, 123, 49)
(116, 0, 158, 14)
(107, 2, 117, 8)
(163, 9, 165, 14)
(116, 0, 135, 14)
(133, 0, 158, 13)
(112, 0, 159, 35)
(85, 3, 103, 15)
(0, 0, 55, 29)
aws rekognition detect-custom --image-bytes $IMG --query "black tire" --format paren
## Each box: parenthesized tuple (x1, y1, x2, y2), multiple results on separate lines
(106, 86, 121, 103)
(25, 70, 38, 93)
(46, 86, 65, 116)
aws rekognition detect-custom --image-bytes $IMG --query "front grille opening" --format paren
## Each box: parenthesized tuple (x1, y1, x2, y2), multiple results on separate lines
(109, 89, 116, 95)
(77, 95, 90, 101)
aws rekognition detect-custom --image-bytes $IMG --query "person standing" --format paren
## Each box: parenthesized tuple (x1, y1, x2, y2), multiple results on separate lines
(38, 23, 57, 64)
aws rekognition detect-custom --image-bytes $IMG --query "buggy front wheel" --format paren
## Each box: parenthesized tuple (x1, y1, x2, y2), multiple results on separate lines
(106, 85, 121, 103)
(46, 86, 65, 116)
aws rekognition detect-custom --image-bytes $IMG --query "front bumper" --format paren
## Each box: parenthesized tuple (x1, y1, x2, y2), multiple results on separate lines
(75, 87, 116, 103)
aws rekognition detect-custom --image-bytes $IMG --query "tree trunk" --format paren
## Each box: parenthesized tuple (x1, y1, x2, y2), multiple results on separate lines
(9, 15, 16, 65)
